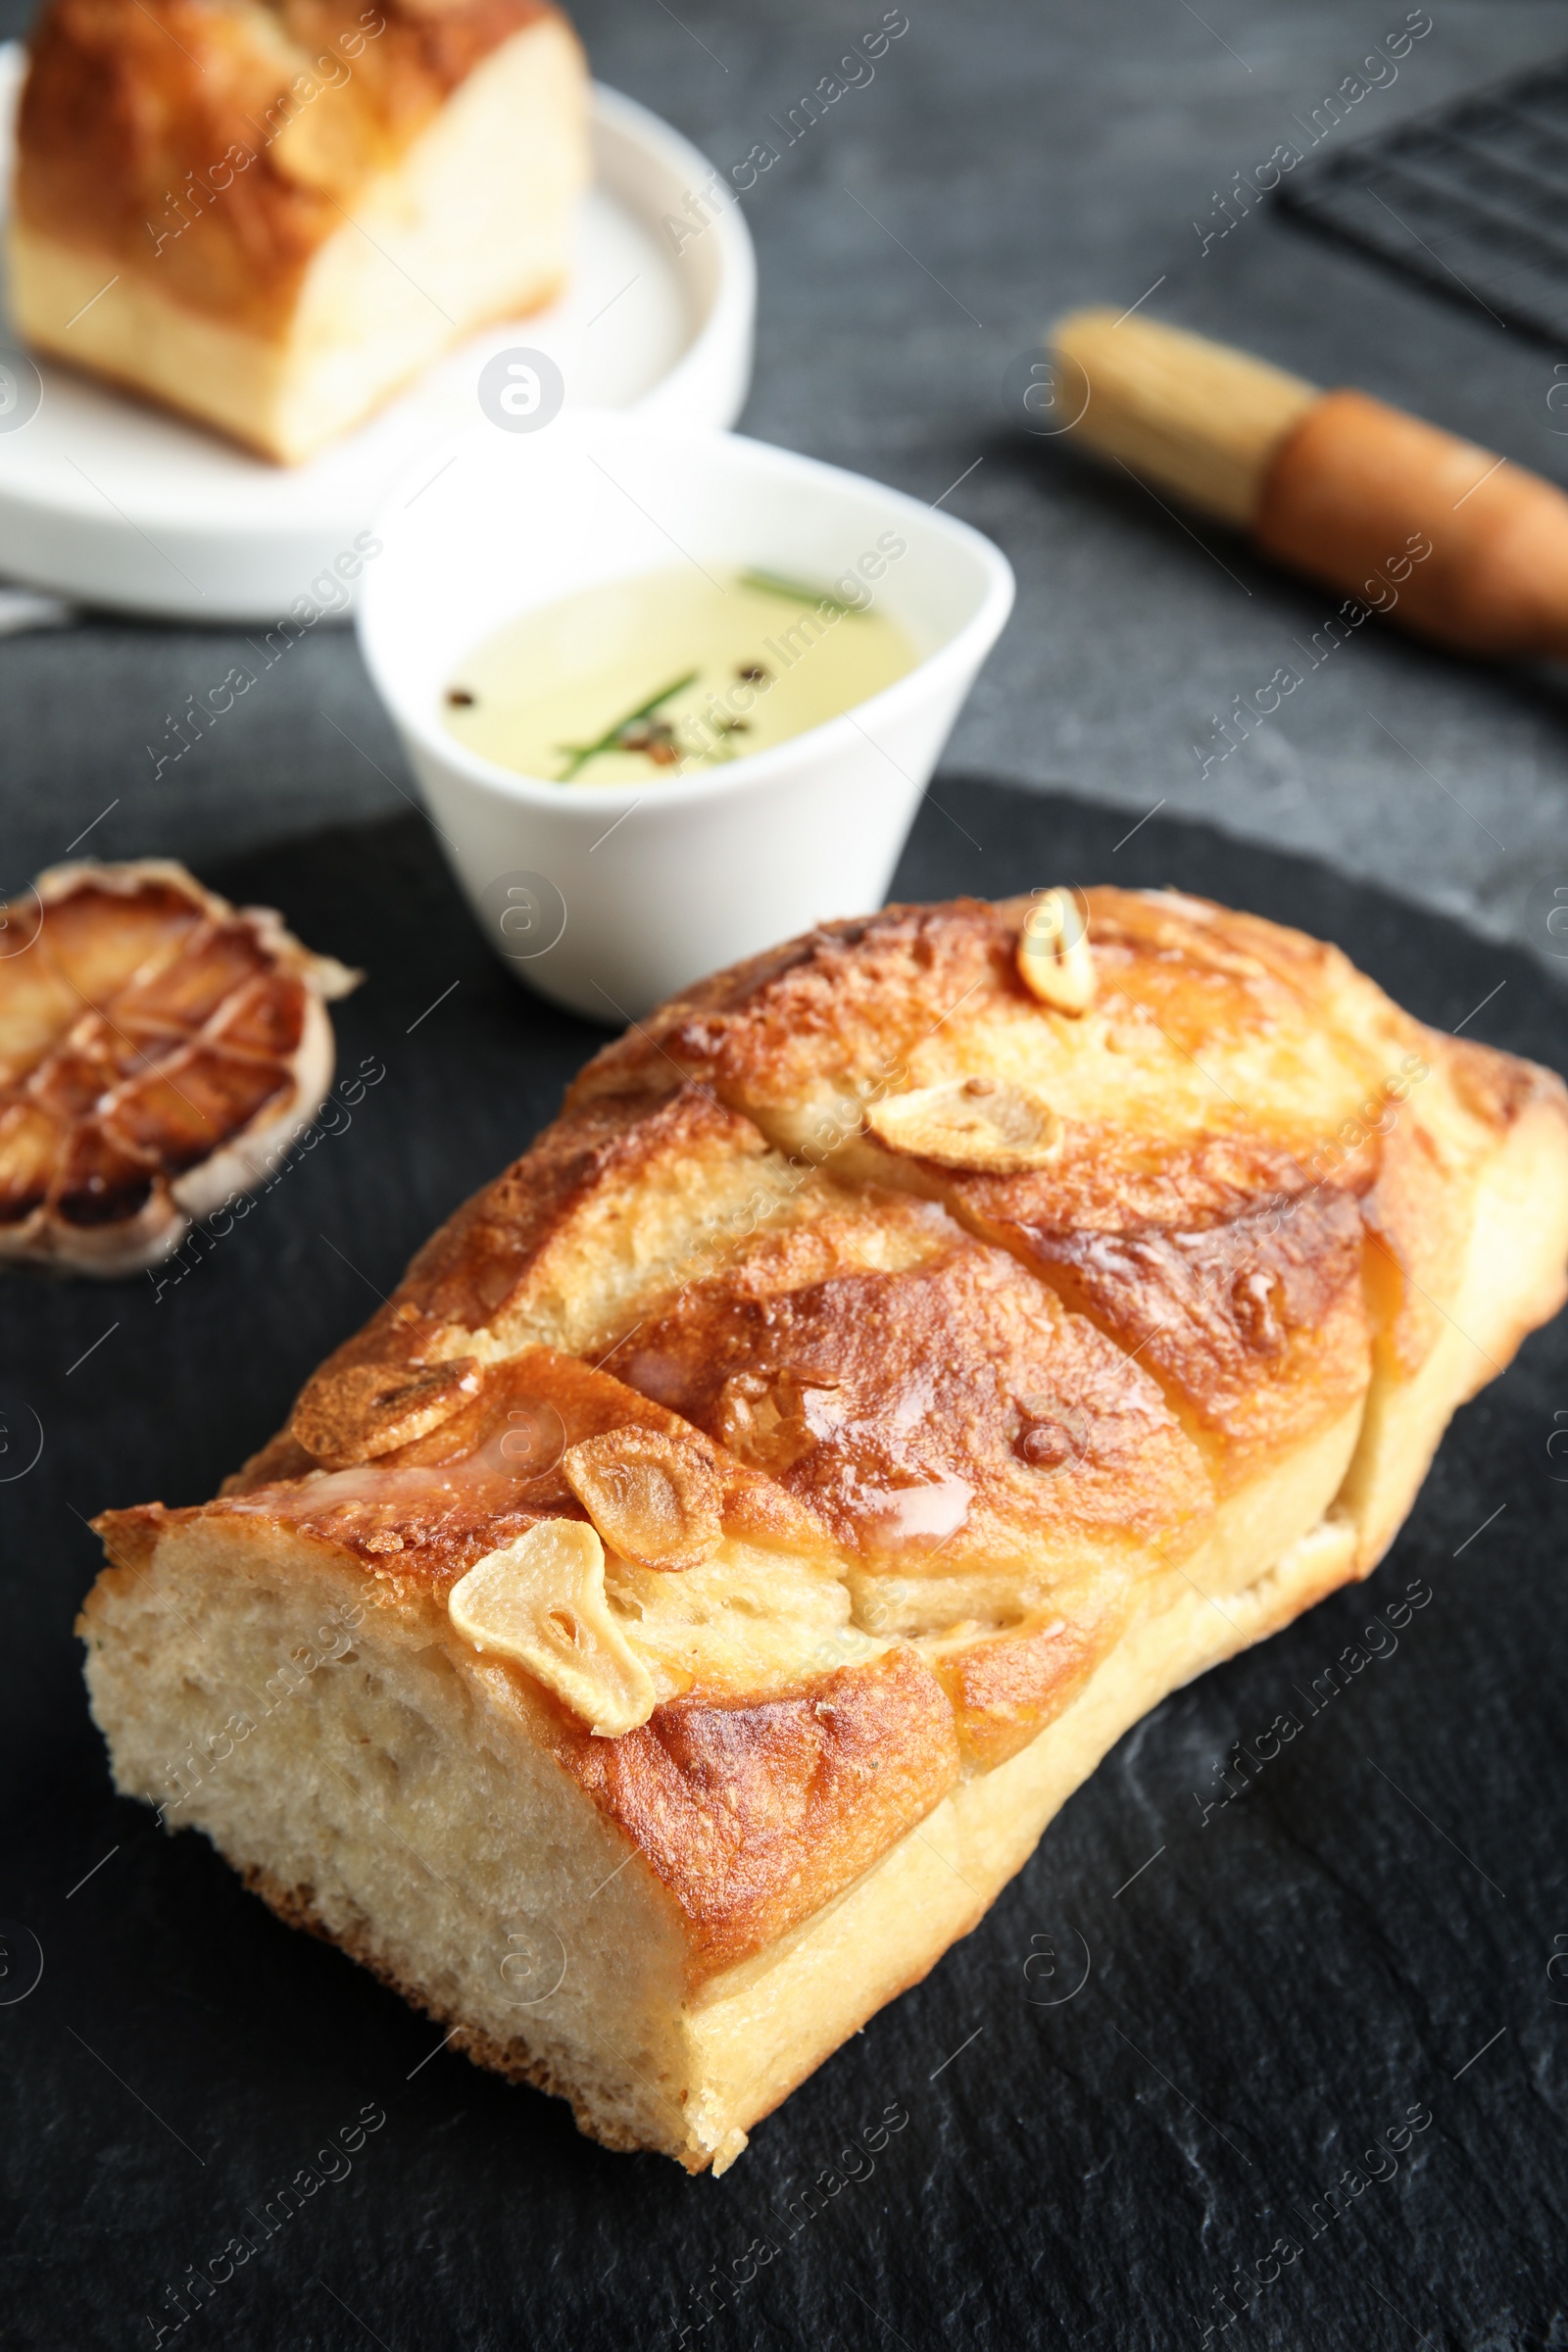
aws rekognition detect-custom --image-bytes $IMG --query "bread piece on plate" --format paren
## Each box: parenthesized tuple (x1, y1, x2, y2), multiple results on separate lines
(9, 0, 590, 462)
(81, 892, 1568, 2170)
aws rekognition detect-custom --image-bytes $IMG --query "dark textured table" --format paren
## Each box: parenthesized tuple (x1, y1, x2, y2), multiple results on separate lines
(4, 3, 1568, 2347)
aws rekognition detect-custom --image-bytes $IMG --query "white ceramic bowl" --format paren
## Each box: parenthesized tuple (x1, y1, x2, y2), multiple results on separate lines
(357, 416, 1014, 1020)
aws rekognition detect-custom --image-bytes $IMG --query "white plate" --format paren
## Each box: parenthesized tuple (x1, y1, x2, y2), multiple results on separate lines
(0, 46, 755, 622)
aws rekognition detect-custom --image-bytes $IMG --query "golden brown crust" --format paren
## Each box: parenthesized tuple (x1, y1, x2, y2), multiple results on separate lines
(571, 899, 1020, 1125)
(16, 0, 568, 333)
(90, 1501, 167, 1578)
(282, 1084, 756, 1431)
(602, 1219, 1211, 1576)
(566, 896, 1419, 1306)
(958, 1167, 1371, 1491)
(543, 1648, 960, 1978)
(568, 888, 1559, 1508)
(1444, 1033, 1554, 1131)
(198, 1348, 836, 1587)
(924, 1603, 1113, 1770)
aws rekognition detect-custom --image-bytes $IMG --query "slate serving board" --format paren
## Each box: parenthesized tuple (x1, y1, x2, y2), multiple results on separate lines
(4, 778, 1566, 2352)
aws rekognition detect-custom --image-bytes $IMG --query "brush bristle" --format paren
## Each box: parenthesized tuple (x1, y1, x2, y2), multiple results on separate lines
(1050, 309, 1319, 527)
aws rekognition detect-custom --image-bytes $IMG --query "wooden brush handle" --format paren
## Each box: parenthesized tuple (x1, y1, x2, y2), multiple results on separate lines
(1258, 392, 1568, 661)
(1052, 309, 1568, 663)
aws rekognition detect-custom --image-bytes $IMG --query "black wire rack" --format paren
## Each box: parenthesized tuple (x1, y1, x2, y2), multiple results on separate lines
(1277, 52, 1568, 345)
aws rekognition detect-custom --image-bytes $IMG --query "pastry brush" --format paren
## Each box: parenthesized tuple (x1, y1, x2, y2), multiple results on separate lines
(1050, 307, 1568, 662)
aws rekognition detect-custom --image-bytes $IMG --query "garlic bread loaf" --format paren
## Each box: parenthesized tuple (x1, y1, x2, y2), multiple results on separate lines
(82, 890, 1568, 2170)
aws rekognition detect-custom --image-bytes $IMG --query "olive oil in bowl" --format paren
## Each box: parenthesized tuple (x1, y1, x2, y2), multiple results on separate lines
(442, 561, 917, 786)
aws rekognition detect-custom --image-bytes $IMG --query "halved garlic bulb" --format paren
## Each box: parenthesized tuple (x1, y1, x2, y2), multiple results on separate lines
(0, 858, 357, 1275)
